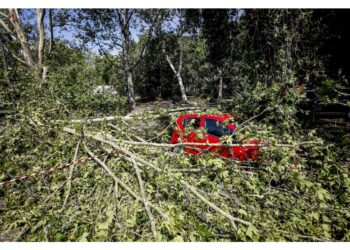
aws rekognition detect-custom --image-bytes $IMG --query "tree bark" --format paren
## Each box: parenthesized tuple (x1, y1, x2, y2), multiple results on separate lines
(8, 9, 35, 68)
(126, 67, 136, 110)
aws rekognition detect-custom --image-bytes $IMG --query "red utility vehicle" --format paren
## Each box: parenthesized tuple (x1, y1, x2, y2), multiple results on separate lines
(170, 113, 262, 161)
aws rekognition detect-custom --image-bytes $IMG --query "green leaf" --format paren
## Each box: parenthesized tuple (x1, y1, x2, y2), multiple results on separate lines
(54, 232, 65, 241)
(173, 235, 184, 242)
(238, 209, 248, 217)
(79, 232, 89, 242)
(246, 224, 258, 239)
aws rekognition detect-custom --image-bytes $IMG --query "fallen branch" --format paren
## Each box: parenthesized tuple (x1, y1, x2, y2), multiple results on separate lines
(105, 136, 266, 148)
(55, 107, 200, 125)
(180, 180, 250, 228)
(236, 107, 273, 129)
(43, 180, 67, 204)
(108, 138, 322, 148)
(63, 127, 161, 172)
(84, 147, 169, 221)
(58, 116, 121, 124)
(65, 128, 253, 228)
(61, 139, 81, 212)
(276, 229, 332, 242)
(130, 157, 158, 240)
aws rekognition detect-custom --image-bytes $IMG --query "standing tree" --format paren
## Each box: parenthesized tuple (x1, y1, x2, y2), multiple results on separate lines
(0, 9, 47, 79)
(202, 9, 235, 101)
(157, 9, 190, 103)
(72, 9, 159, 110)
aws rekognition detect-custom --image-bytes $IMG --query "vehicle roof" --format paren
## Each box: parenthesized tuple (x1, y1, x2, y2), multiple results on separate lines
(178, 113, 237, 119)
(176, 113, 237, 131)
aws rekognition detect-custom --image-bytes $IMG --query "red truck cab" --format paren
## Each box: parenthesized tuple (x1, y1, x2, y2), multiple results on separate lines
(170, 113, 262, 161)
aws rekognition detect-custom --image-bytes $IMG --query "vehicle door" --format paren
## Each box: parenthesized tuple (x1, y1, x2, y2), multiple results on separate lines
(180, 115, 203, 155)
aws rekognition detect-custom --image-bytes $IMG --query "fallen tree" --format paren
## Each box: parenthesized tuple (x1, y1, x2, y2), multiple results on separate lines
(64, 127, 252, 231)
(1, 104, 348, 242)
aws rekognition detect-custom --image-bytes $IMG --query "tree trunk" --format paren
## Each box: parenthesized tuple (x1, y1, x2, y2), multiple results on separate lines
(118, 9, 136, 110)
(37, 9, 45, 66)
(8, 9, 35, 68)
(217, 68, 223, 101)
(126, 68, 136, 110)
(48, 9, 54, 55)
(177, 74, 188, 103)
(163, 47, 188, 103)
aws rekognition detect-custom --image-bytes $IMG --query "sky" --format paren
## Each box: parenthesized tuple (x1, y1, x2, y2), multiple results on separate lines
(20, 9, 146, 55)
(18, 9, 240, 56)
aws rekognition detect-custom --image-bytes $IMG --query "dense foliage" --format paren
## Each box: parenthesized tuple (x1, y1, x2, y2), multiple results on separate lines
(0, 9, 349, 242)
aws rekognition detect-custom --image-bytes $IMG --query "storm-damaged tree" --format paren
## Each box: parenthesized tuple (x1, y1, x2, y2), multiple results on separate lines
(72, 9, 159, 110)
(155, 10, 190, 103)
(0, 9, 47, 79)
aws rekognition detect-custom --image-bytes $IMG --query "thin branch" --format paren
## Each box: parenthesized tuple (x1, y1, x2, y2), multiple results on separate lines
(0, 18, 12, 34)
(180, 180, 251, 227)
(130, 157, 158, 240)
(61, 138, 81, 212)
(0, 10, 9, 19)
(131, 10, 161, 71)
(84, 146, 170, 221)
(2, 44, 28, 66)
(63, 127, 162, 172)
(43, 180, 68, 204)
(236, 107, 273, 129)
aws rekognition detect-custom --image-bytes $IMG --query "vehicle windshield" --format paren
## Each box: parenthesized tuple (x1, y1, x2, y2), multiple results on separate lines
(183, 118, 200, 130)
(204, 118, 234, 137)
